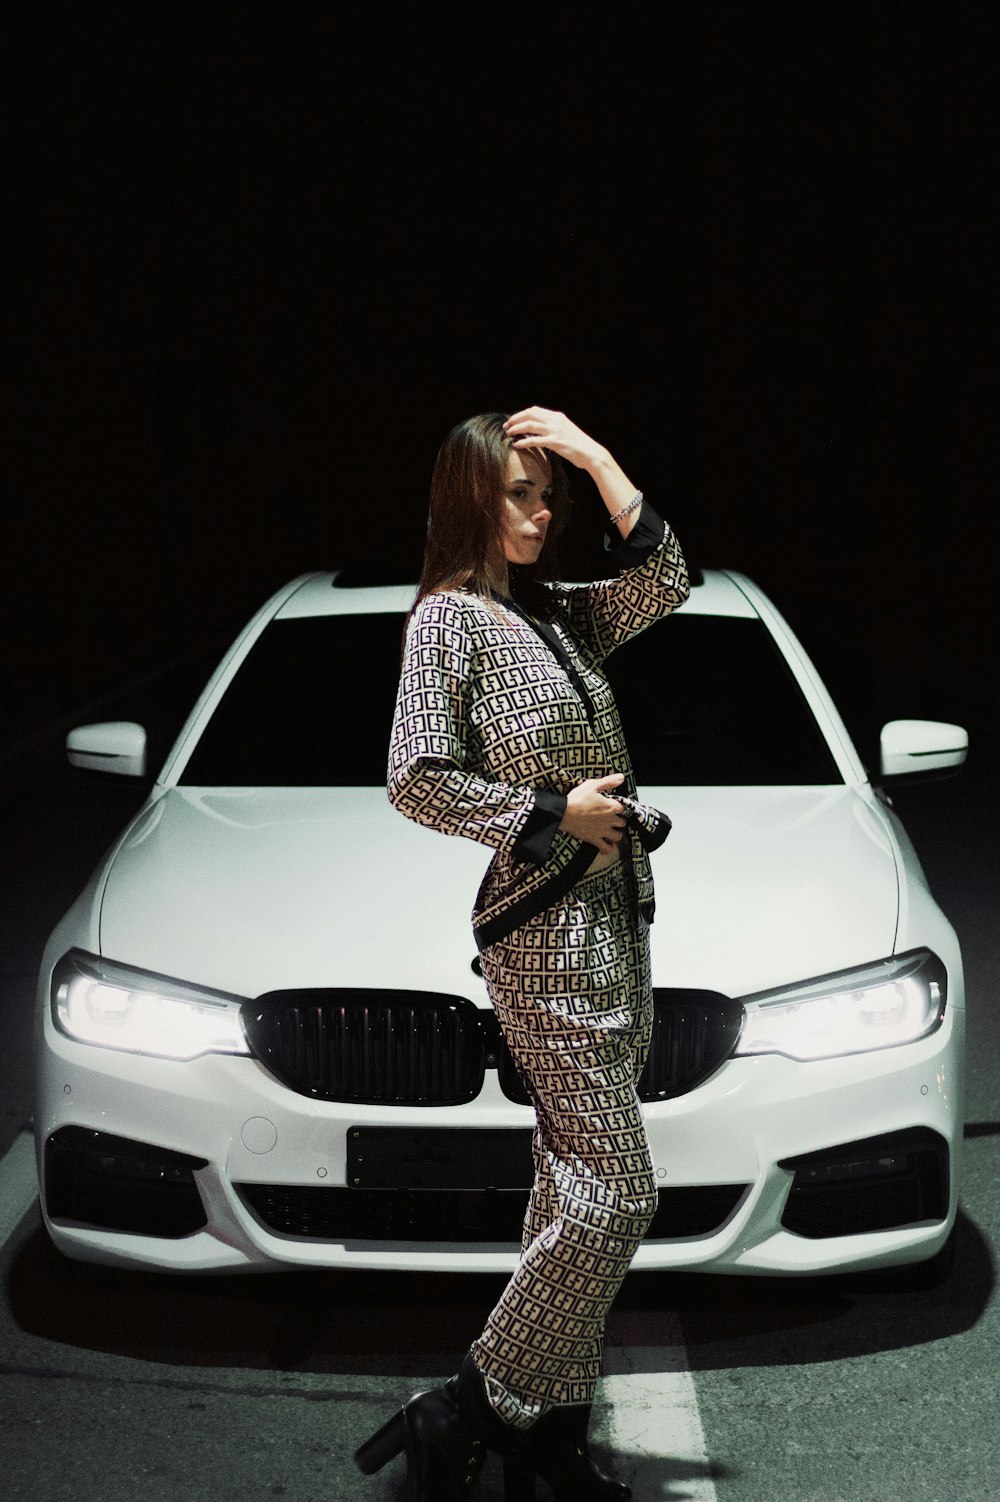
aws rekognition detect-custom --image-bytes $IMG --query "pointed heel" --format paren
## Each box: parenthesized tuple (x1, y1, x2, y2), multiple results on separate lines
(503, 1448, 537, 1502)
(354, 1407, 407, 1475)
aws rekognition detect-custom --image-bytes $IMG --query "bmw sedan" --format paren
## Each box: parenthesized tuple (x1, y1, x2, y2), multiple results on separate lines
(35, 564, 968, 1280)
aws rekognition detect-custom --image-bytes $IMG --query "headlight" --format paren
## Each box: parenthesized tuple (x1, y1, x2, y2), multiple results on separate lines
(52, 951, 251, 1060)
(734, 949, 946, 1062)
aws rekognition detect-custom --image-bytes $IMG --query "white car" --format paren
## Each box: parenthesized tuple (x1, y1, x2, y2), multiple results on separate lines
(35, 566, 968, 1281)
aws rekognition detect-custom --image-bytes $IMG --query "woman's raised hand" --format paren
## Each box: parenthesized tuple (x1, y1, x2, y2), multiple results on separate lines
(503, 406, 641, 528)
(559, 773, 629, 852)
(504, 407, 606, 473)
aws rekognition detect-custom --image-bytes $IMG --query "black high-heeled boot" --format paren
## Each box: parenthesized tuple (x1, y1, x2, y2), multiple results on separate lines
(353, 1371, 487, 1501)
(452, 1354, 631, 1502)
(502, 1401, 632, 1502)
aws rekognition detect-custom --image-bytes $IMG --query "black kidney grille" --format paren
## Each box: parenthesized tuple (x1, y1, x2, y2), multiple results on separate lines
(241, 988, 745, 1107)
(242, 991, 486, 1105)
(637, 991, 745, 1101)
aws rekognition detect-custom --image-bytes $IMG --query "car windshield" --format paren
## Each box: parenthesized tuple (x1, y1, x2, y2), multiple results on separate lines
(177, 611, 842, 787)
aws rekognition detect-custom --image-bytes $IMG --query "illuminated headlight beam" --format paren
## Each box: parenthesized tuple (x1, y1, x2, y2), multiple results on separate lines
(52, 951, 250, 1061)
(734, 949, 946, 1062)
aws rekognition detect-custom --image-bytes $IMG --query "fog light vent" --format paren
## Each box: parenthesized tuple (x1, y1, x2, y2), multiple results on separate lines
(797, 1151, 909, 1184)
(44, 1126, 208, 1238)
(779, 1128, 948, 1239)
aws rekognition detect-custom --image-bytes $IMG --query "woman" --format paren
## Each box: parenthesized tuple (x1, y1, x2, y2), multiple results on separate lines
(355, 406, 689, 1501)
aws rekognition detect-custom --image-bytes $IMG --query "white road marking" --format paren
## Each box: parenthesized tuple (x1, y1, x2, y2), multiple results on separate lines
(601, 1312, 718, 1500)
(0, 1132, 39, 1248)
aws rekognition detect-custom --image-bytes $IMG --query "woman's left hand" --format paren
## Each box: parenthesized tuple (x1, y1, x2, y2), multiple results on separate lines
(504, 407, 606, 474)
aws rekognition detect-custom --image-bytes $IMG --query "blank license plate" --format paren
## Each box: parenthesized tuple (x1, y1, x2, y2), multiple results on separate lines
(347, 1126, 534, 1190)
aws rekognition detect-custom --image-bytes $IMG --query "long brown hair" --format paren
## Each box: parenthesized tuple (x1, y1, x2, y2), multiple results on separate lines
(413, 412, 572, 622)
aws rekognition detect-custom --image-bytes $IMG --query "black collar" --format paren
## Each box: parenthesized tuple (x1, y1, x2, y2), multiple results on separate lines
(496, 595, 597, 727)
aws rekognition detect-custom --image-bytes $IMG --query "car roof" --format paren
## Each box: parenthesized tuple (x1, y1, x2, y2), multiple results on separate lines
(274, 568, 759, 621)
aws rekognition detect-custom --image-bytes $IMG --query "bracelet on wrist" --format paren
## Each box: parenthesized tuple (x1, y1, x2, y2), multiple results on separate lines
(608, 490, 643, 526)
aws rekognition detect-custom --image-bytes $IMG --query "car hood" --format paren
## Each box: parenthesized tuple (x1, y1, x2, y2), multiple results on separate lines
(99, 784, 899, 1002)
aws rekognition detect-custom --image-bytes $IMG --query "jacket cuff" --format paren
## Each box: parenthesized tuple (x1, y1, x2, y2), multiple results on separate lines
(619, 794, 673, 852)
(512, 788, 568, 864)
(603, 498, 668, 567)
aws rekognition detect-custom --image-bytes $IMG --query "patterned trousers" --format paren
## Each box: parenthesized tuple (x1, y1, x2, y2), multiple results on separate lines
(471, 856, 657, 1428)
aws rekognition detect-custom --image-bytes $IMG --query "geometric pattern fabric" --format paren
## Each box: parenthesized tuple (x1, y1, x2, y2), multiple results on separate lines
(386, 501, 689, 1428)
(387, 502, 689, 943)
(471, 856, 657, 1427)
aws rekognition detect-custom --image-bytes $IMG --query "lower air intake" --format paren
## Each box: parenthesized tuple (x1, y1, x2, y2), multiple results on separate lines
(44, 1126, 208, 1238)
(235, 1182, 749, 1243)
(779, 1128, 949, 1238)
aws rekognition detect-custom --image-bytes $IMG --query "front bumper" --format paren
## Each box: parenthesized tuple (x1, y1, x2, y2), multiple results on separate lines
(35, 979, 965, 1276)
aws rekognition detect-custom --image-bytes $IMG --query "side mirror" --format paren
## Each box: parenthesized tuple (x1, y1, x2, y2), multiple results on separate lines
(879, 719, 968, 781)
(66, 721, 148, 779)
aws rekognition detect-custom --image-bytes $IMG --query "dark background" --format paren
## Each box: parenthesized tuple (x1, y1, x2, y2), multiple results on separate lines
(3, 17, 999, 1498)
(5, 1, 997, 770)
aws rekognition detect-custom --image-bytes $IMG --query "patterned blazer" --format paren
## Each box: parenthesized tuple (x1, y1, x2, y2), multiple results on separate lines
(387, 499, 690, 949)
